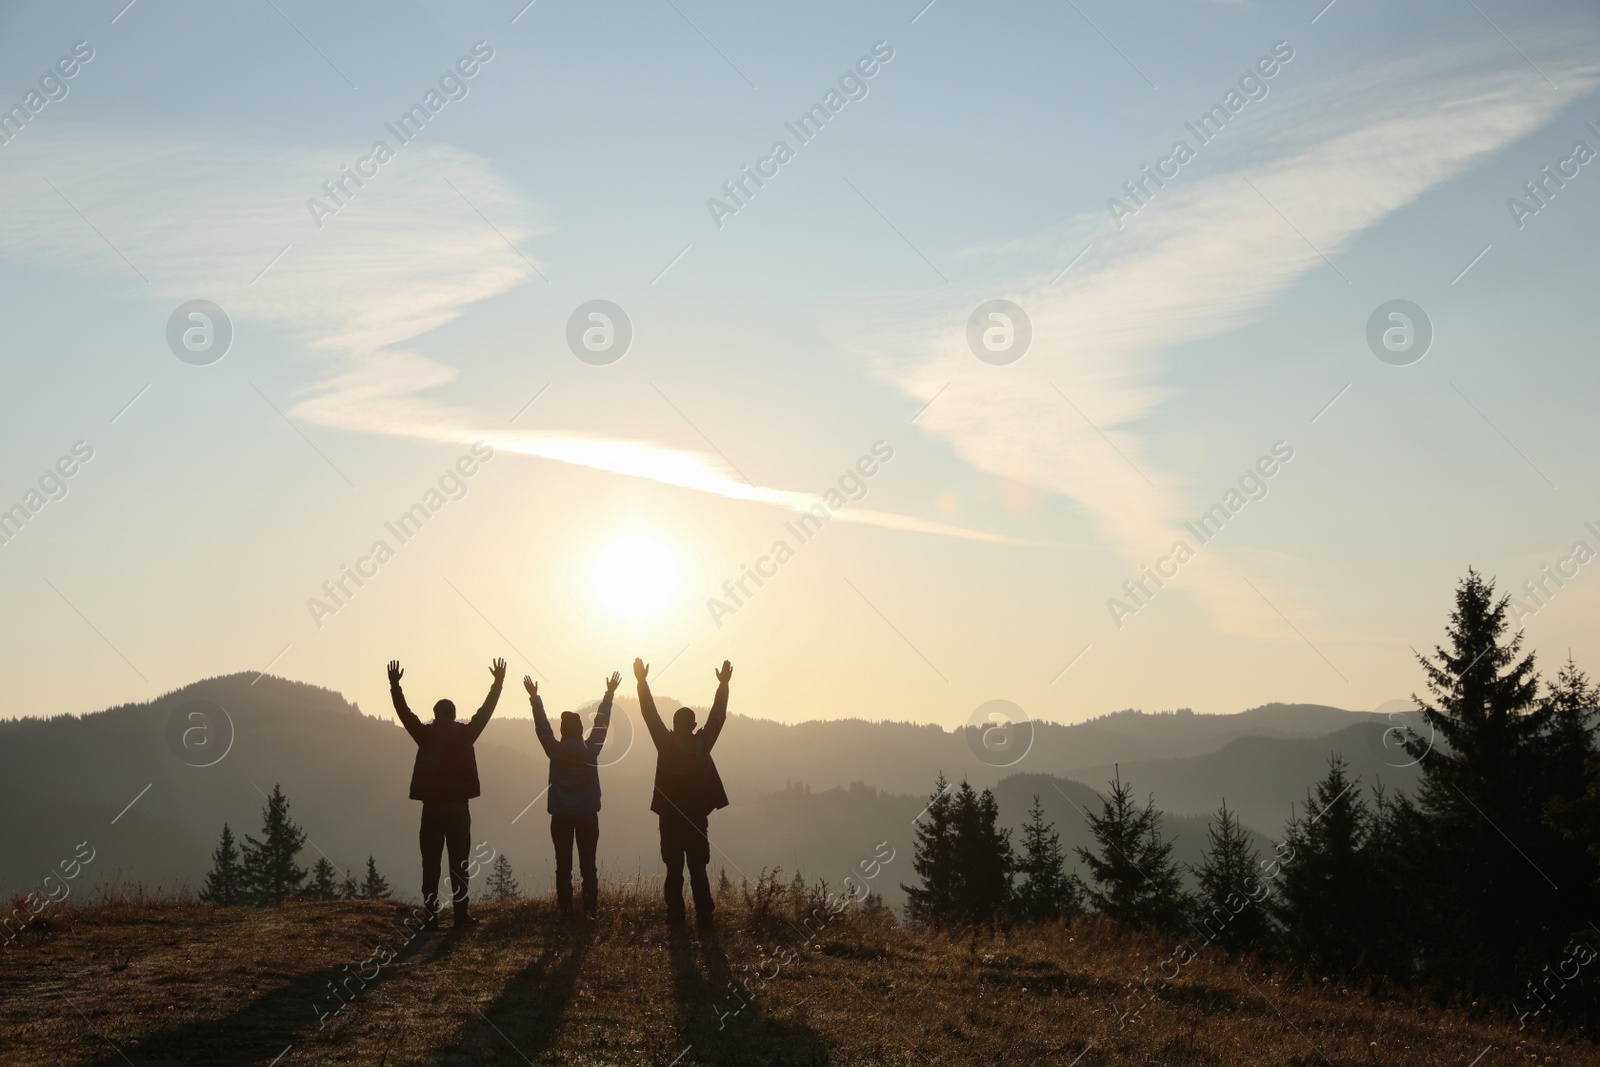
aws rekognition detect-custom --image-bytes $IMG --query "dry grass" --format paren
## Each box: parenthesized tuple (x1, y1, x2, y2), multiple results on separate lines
(0, 880, 1592, 1066)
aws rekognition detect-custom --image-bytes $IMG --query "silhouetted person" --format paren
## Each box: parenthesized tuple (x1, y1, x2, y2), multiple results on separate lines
(635, 656, 731, 929)
(388, 657, 505, 929)
(527, 670, 618, 921)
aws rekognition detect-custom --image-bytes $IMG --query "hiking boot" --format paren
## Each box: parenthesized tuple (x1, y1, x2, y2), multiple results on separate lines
(453, 909, 479, 928)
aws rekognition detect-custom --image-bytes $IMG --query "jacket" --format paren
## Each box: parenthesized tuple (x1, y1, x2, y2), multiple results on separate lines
(532, 691, 612, 815)
(638, 677, 729, 819)
(391, 679, 501, 802)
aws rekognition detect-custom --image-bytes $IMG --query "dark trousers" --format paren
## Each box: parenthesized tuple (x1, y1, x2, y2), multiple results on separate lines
(658, 810, 713, 924)
(550, 812, 600, 915)
(420, 800, 472, 914)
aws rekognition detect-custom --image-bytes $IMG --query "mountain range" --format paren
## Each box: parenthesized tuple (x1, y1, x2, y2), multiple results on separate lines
(0, 674, 1419, 910)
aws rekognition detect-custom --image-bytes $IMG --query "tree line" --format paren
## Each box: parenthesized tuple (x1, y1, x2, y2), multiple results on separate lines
(903, 571, 1600, 1026)
(198, 784, 520, 905)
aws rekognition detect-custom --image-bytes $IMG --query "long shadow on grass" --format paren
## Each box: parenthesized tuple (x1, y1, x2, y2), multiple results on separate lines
(668, 929, 830, 1066)
(425, 923, 594, 1066)
(78, 918, 465, 1067)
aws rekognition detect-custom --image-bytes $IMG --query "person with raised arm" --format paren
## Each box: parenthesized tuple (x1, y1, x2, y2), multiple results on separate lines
(387, 657, 505, 930)
(634, 656, 731, 929)
(527, 671, 618, 921)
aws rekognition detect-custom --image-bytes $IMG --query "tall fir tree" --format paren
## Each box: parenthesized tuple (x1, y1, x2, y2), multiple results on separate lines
(306, 858, 340, 901)
(948, 780, 1014, 925)
(239, 784, 308, 905)
(198, 824, 244, 905)
(1013, 795, 1082, 922)
(1074, 768, 1187, 932)
(903, 774, 957, 925)
(1537, 655, 1600, 1017)
(359, 856, 391, 900)
(486, 854, 520, 902)
(339, 872, 360, 900)
(1361, 782, 1421, 982)
(1191, 801, 1272, 954)
(1274, 756, 1377, 975)
(1404, 571, 1579, 993)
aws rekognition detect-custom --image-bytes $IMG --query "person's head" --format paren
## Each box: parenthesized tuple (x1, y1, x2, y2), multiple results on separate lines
(560, 711, 583, 740)
(672, 706, 696, 736)
(433, 698, 456, 722)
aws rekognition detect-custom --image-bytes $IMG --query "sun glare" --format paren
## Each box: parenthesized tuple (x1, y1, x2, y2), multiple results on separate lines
(590, 531, 682, 622)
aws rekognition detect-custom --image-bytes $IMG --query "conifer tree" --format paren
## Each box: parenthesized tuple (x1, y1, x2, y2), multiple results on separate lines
(948, 780, 1013, 925)
(1542, 654, 1600, 838)
(1274, 756, 1374, 973)
(239, 784, 308, 905)
(903, 774, 957, 925)
(1075, 768, 1187, 932)
(1191, 800, 1271, 953)
(306, 857, 340, 901)
(359, 856, 391, 900)
(198, 824, 244, 905)
(339, 872, 360, 900)
(1361, 781, 1422, 982)
(486, 854, 520, 902)
(1014, 795, 1081, 922)
(1404, 571, 1576, 992)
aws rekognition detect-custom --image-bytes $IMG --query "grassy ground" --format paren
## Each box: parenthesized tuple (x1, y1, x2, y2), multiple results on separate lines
(0, 883, 1592, 1066)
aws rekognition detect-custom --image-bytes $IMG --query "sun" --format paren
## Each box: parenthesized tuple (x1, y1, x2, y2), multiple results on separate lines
(590, 531, 682, 622)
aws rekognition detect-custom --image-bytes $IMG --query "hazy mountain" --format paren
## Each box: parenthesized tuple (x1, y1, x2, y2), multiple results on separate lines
(0, 674, 1401, 911)
(503, 696, 1392, 797)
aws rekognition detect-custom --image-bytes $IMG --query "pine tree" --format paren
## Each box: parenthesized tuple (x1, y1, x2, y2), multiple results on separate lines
(306, 858, 340, 901)
(1075, 768, 1187, 932)
(359, 856, 391, 900)
(198, 824, 244, 905)
(716, 867, 733, 897)
(239, 784, 308, 905)
(1537, 655, 1600, 1007)
(1013, 795, 1080, 922)
(339, 872, 360, 900)
(948, 781, 1013, 925)
(1405, 571, 1577, 992)
(903, 774, 957, 925)
(1542, 654, 1600, 834)
(1274, 756, 1374, 974)
(486, 854, 519, 902)
(1191, 801, 1271, 953)
(1362, 781, 1422, 982)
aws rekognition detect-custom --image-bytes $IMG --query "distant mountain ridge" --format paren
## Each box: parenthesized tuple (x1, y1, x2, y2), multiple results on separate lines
(0, 674, 1407, 909)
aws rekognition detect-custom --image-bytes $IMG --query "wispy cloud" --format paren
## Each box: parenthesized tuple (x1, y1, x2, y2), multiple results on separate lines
(0, 121, 1009, 543)
(833, 29, 1599, 636)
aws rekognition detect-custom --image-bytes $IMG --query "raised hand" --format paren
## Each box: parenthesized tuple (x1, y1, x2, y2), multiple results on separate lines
(606, 671, 622, 693)
(715, 660, 732, 685)
(490, 658, 507, 684)
(387, 660, 404, 685)
(633, 657, 649, 682)
(523, 675, 538, 699)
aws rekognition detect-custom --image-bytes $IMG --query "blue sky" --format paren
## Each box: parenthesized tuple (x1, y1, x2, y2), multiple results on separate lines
(1, 0, 1597, 728)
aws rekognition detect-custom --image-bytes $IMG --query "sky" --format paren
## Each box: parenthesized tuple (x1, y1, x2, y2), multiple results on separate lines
(1, 0, 1598, 730)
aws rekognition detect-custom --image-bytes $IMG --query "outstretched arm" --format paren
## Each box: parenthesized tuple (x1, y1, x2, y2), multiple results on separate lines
(634, 658, 669, 748)
(465, 658, 507, 743)
(588, 671, 620, 755)
(702, 660, 732, 750)
(388, 660, 424, 744)
(526, 676, 555, 757)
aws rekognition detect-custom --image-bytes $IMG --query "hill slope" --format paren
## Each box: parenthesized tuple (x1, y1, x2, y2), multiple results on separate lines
(0, 895, 1584, 1066)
